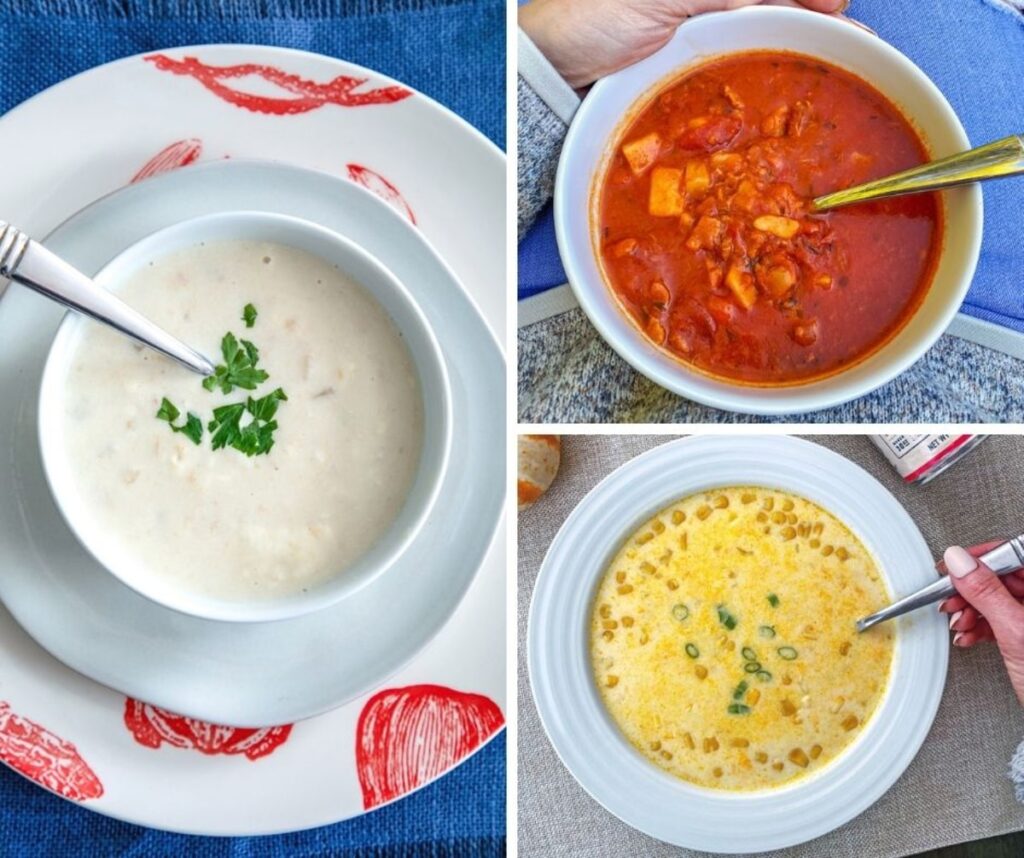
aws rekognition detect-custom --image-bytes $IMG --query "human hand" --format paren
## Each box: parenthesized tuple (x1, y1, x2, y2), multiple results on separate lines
(939, 543, 1024, 706)
(519, 0, 849, 89)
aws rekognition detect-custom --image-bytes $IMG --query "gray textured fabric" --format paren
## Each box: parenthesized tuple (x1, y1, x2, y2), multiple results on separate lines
(518, 435, 1024, 857)
(517, 74, 568, 240)
(517, 307, 1024, 423)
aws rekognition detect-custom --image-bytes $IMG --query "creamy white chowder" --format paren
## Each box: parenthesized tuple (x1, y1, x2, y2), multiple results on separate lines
(56, 239, 424, 602)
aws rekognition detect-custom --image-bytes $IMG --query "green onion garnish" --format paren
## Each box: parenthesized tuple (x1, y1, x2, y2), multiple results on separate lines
(672, 604, 690, 622)
(756, 670, 773, 682)
(778, 646, 798, 661)
(717, 605, 738, 630)
(741, 646, 758, 662)
(767, 593, 780, 607)
(733, 680, 748, 700)
(743, 661, 762, 674)
(685, 643, 700, 659)
(759, 625, 776, 639)
(727, 703, 751, 715)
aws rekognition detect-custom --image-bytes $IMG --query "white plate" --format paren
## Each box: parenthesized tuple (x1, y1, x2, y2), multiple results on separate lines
(554, 7, 981, 415)
(0, 47, 505, 835)
(529, 436, 947, 853)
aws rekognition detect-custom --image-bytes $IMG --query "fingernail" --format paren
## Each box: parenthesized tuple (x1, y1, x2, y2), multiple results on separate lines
(944, 546, 978, 579)
(938, 598, 951, 612)
(952, 632, 965, 647)
(948, 610, 962, 631)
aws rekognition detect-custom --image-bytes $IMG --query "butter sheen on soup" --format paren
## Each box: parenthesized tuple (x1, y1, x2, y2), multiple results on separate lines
(591, 486, 894, 790)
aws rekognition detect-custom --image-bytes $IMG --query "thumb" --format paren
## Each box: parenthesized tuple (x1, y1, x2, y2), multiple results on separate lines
(945, 546, 1024, 643)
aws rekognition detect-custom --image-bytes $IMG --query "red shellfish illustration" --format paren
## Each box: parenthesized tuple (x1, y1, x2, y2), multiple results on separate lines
(124, 699, 292, 761)
(346, 164, 417, 224)
(0, 702, 103, 802)
(356, 684, 504, 809)
(131, 138, 204, 184)
(144, 55, 412, 115)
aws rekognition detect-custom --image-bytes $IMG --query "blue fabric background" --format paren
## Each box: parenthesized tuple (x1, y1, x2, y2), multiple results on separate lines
(0, 1, 505, 855)
(518, 0, 1024, 337)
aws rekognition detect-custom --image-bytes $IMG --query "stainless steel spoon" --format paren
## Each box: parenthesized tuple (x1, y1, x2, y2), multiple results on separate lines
(0, 221, 215, 376)
(856, 536, 1024, 633)
(813, 134, 1024, 212)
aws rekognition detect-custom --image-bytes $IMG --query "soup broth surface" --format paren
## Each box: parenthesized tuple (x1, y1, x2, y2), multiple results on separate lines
(591, 486, 894, 790)
(58, 239, 424, 602)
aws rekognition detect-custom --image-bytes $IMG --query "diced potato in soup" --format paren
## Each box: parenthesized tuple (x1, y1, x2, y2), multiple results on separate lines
(56, 240, 424, 602)
(591, 486, 894, 790)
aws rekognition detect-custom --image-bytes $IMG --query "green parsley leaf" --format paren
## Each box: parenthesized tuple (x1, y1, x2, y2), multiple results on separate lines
(156, 397, 202, 445)
(178, 413, 204, 445)
(243, 303, 258, 328)
(202, 332, 270, 394)
(208, 402, 245, 450)
(206, 389, 287, 457)
(241, 338, 259, 367)
(156, 397, 180, 423)
(247, 387, 288, 422)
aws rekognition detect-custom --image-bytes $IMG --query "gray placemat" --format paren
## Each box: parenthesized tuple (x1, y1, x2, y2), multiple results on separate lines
(517, 310, 1024, 423)
(518, 434, 1024, 857)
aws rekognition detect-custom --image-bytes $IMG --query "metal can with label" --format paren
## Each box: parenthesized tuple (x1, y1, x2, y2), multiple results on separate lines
(870, 434, 986, 485)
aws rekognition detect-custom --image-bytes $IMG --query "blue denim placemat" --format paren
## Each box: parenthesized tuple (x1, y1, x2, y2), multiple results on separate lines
(518, 0, 1024, 336)
(0, 1, 504, 854)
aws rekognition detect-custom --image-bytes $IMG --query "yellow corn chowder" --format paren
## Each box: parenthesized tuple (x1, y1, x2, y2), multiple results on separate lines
(590, 486, 894, 791)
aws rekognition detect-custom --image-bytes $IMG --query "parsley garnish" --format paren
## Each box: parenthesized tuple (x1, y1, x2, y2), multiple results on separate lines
(202, 332, 269, 393)
(155, 397, 203, 445)
(208, 388, 287, 457)
(156, 307, 285, 457)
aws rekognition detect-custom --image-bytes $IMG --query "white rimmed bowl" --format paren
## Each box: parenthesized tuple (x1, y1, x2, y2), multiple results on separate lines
(528, 436, 947, 852)
(38, 210, 452, 623)
(554, 7, 982, 415)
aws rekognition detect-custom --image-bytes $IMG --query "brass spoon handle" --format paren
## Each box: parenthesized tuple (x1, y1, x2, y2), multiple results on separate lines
(812, 134, 1024, 212)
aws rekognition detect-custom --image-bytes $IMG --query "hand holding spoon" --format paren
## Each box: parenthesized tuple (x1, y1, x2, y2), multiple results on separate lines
(856, 536, 1024, 632)
(813, 134, 1024, 212)
(0, 221, 214, 376)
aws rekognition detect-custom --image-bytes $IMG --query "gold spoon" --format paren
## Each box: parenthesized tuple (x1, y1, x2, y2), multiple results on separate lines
(812, 134, 1024, 212)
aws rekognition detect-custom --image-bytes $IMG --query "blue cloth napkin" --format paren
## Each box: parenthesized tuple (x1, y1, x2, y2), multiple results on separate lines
(0, 1, 504, 855)
(518, 0, 1024, 335)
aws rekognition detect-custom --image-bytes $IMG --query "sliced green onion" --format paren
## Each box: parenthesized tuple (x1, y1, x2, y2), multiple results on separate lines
(717, 605, 738, 630)
(756, 670, 773, 682)
(759, 625, 776, 639)
(778, 646, 799, 661)
(732, 680, 748, 700)
(741, 646, 758, 662)
(727, 703, 751, 715)
(743, 661, 762, 674)
(685, 643, 700, 659)
(767, 593, 780, 608)
(672, 603, 690, 622)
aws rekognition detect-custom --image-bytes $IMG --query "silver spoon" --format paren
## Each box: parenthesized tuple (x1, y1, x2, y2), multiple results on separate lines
(0, 221, 215, 376)
(856, 536, 1024, 633)
(813, 134, 1024, 212)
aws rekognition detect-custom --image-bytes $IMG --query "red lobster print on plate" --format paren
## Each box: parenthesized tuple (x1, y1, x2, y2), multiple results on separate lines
(0, 702, 103, 801)
(145, 55, 412, 115)
(347, 164, 417, 224)
(131, 138, 203, 184)
(124, 699, 292, 761)
(356, 684, 504, 809)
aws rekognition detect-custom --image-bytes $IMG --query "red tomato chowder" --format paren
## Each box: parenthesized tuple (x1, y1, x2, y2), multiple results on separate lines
(596, 51, 943, 385)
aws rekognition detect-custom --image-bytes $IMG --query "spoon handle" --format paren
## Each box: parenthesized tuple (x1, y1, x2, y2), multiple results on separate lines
(856, 536, 1024, 633)
(813, 134, 1024, 212)
(0, 222, 214, 376)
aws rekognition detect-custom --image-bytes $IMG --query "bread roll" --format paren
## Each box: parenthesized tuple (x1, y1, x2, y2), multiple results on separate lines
(518, 435, 561, 510)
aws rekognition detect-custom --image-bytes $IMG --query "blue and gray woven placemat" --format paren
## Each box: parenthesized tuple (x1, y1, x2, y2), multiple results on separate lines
(0, 1, 505, 855)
